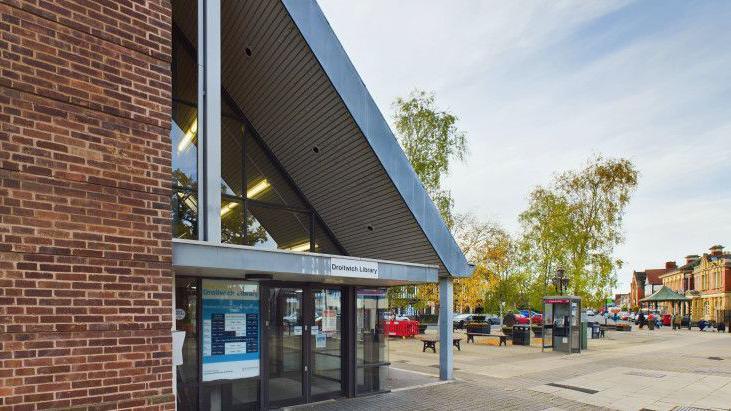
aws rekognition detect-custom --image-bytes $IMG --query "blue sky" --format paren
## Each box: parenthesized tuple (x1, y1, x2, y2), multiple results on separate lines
(317, 0, 731, 292)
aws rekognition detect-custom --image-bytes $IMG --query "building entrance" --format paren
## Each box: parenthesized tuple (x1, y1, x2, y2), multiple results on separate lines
(265, 286, 344, 408)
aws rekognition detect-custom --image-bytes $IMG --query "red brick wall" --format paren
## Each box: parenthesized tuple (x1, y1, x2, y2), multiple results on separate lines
(0, 1, 174, 409)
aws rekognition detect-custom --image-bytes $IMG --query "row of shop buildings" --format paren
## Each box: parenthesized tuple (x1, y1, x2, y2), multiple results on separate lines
(629, 245, 731, 323)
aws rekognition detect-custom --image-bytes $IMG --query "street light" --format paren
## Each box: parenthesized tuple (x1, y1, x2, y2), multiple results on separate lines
(552, 267, 569, 295)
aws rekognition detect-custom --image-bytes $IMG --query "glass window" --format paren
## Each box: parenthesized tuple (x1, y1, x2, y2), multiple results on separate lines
(267, 288, 304, 404)
(247, 204, 312, 251)
(218, 93, 342, 254)
(312, 288, 343, 396)
(171, 0, 199, 239)
(175, 277, 199, 410)
(200, 377, 259, 411)
(356, 288, 389, 394)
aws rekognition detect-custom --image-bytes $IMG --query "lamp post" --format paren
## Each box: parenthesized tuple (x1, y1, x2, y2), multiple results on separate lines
(605, 283, 610, 325)
(552, 268, 569, 295)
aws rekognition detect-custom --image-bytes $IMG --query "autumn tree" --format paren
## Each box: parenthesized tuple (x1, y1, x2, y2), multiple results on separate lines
(451, 213, 495, 312)
(387, 90, 468, 311)
(519, 155, 638, 307)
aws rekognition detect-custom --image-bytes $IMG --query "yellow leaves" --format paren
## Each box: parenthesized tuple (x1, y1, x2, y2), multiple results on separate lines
(455, 267, 489, 312)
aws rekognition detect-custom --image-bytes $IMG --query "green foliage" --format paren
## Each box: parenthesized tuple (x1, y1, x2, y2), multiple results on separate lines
(519, 155, 639, 307)
(393, 89, 467, 229)
(389, 90, 468, 309)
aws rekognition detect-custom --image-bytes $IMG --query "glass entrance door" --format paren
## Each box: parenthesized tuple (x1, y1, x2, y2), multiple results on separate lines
(310, 288, 343, 399)
(265, 286, 344, 408)
(267, 287, 304, 407)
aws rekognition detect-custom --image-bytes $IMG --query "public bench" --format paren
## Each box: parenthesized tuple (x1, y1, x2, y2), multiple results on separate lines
(466, 333, 507, 346)
(418, 336, 462, 353)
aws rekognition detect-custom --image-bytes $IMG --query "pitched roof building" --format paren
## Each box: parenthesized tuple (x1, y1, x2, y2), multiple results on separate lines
(629, 261, 677, 308)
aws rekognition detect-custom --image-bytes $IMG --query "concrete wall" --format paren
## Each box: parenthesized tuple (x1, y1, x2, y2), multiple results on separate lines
(0, 1, 174, 409)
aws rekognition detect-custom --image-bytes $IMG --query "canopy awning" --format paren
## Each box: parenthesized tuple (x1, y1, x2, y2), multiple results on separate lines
(208, 0, 473, 278)
(173, 239, 438, 286)
(640, 286, 689, 303)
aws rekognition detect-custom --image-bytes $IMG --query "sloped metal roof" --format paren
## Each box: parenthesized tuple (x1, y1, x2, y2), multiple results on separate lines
(640, 286, 689, 302)
(214, 0, 471, 277)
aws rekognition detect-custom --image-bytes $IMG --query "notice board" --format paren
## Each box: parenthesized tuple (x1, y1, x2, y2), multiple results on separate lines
(201, 279, 260, 381)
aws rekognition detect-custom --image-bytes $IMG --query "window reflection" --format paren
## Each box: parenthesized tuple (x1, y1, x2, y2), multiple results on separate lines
(219, 104, 328, 253)
(356, 289, 389, 394)
(247, 204, 312, 251)
(312, 289, 343, 396)
(171, 0, 199, 239)
(175, 276, 199, 410)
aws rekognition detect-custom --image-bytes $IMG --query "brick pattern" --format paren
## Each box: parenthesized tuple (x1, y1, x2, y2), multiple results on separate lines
(0, 0, 174, 409)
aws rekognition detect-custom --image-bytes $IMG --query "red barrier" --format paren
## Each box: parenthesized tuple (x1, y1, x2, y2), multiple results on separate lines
(385, 320, 419, 338)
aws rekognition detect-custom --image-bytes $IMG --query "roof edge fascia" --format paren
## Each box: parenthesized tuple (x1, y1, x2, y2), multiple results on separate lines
(282, 0, 472, 278)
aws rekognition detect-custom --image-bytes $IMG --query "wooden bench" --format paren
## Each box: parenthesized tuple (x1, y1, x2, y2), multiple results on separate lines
(418, 336, 462, 353)
(466, 333, 507, 346)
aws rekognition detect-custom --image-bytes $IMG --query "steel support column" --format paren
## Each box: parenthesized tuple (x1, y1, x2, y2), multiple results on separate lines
(201, 0, 221, 242)
(439, 277, 454, 380)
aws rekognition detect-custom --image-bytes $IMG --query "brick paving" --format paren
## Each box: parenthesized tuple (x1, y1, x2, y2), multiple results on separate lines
(300, 379, 608, 411)
(300, 328, 731, 410)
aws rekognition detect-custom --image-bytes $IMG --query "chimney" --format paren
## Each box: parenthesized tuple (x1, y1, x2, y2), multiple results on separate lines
(685, 255, 700, 264)
(665, 261, 677, 270)
(709, 245, 724, 257)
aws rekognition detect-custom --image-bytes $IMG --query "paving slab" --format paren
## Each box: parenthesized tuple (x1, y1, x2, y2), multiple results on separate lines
(302, 327, 731, 410)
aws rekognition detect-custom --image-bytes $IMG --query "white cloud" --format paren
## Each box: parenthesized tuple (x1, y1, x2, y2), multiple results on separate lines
(318, 0, 731, 290)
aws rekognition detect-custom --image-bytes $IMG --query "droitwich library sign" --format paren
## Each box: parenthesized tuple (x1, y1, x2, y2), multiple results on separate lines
(329, 257, 378, 279)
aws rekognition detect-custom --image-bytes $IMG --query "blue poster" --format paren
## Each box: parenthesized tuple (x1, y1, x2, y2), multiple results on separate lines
(201, 279, 259, 381)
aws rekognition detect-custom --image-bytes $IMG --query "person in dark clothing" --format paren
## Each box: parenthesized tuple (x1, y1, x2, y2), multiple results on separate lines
(638, 312, 646, 329)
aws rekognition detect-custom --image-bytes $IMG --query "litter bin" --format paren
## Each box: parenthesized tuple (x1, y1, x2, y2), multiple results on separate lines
(590, 322, 601, 339)
(512, 324, 531, 346)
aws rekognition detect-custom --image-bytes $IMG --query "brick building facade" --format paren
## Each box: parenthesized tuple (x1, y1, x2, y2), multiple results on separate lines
(1, 1, 174, 409)
(629, 261, 676, 309)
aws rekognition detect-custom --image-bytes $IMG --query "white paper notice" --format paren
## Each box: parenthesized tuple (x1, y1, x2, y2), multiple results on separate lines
(311, 325, 319, 335)
(293, 326, 302, 335)
(316, 333, 326, 349)
(225, 313, 247, 337)
(224, 341, 246, 355)
(322, 310, 336, 332)
(202, 319, 212, 356)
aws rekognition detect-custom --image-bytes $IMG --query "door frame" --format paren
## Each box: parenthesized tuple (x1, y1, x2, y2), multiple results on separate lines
(261, 282, 347, 409)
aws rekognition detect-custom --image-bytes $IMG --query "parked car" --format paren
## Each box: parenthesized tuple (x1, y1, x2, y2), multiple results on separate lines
(453, 314, 487, 329)
(485, 314, 501, 325)
(586, 309, 596, 317)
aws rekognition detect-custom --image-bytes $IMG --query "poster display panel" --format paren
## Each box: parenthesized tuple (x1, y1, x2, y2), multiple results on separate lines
(202, 279, 260, 381)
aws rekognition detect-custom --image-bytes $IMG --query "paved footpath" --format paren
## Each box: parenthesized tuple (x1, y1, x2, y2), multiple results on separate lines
(298, 327, 731, 410)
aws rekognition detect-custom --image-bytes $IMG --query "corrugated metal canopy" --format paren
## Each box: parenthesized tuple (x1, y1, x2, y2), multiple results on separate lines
(215, 0, 471, 277)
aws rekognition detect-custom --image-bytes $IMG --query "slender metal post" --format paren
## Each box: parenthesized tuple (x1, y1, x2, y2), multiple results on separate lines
(438, 277, 453, 380)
